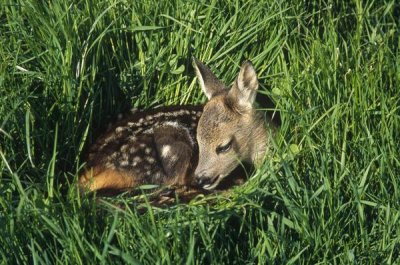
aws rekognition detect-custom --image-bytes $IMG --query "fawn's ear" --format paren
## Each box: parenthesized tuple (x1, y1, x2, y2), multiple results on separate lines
(192, 58, 225, 99)
(228, 61, 258, 111)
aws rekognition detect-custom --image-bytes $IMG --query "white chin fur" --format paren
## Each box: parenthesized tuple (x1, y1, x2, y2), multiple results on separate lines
(202, 175, 224, 190)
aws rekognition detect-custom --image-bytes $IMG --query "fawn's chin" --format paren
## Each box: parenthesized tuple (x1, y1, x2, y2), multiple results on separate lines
(202, 174, 225, 190)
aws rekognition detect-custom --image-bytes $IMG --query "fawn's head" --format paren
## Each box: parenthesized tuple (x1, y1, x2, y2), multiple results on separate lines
(193, 58, 267, 190)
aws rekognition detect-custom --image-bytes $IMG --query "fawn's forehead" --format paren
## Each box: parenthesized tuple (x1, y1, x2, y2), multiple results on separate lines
(198, 96, 237, 137)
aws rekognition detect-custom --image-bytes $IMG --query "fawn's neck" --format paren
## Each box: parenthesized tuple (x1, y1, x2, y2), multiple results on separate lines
(249, 111, 272, 166)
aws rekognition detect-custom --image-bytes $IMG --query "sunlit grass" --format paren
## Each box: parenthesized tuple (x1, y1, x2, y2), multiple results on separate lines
(0, 0, 399, 264)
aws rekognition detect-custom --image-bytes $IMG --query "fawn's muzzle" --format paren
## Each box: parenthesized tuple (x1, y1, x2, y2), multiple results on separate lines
(195, 173, 210, 186)
(194, 171, 223, 190)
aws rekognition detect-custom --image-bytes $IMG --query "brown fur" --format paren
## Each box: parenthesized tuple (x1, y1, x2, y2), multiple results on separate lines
(193, 60, 275, 190)
(78, 59, 275, 196)
(79, 106, 203, 194)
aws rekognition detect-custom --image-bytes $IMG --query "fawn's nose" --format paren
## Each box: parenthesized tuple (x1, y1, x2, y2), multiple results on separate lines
(194, 170, 210, 186)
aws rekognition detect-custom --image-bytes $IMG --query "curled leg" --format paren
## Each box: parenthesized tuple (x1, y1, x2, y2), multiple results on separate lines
(154, 126, 194, 186)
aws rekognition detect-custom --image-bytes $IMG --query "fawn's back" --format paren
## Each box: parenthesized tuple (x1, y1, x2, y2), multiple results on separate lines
(79, 105, 203, 192)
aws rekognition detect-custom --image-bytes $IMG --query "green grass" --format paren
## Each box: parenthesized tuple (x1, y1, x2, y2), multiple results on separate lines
(1, 0, 399, 264)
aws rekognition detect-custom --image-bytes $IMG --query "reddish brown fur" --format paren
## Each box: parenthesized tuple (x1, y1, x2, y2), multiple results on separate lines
(79, 167, 137, 191)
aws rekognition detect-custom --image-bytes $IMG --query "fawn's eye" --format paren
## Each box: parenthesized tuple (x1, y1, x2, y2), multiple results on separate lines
(216, 140, 233, 154)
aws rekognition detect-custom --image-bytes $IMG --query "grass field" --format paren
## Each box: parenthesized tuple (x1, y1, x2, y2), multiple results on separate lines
(1, 0, 399, 264)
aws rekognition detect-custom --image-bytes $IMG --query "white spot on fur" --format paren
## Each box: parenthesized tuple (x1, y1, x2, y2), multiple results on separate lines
(99, 143, 108, 150)
(120, 160, 129, 166)
(170, 155, 178, 163)
(143, 128, 154, 134)
(161, 121, 180, 128)
(170, 110, 181, 117)
(120, 144, 129, 152)
(146, 157, 155, 164)
(115, 126, 125, 133)
(156, 172, 163, 180)
(104, 135, 115, 143)
(145, 147, 152, 154)
(134, 128, 144, 134)
(133, 157, 142, 163)
(129, 147, 136, 153)
(106, 162, 115, 169)
(161, 145, 171, 158)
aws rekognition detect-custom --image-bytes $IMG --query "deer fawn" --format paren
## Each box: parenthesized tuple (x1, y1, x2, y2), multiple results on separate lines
(78, 58, 275, 194)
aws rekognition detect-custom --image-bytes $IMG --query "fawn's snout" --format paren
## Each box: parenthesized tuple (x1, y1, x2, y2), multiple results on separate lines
(193, 170, 209, 186)
(194, 169, 222, 190)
